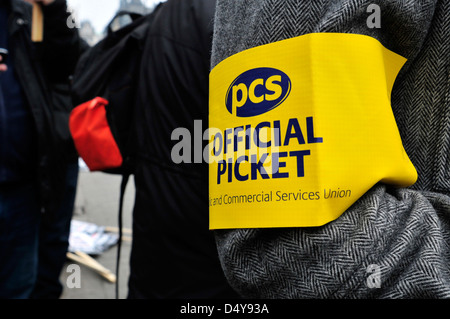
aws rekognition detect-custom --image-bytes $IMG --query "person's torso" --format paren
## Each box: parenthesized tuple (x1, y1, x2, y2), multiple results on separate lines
(0, 2, 38, 185)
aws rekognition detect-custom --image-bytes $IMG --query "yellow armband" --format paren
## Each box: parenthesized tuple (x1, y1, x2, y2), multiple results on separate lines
(209, 33, 417, 229)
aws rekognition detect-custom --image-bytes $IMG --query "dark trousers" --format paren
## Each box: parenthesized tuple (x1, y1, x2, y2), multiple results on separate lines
(0, 163, 78, 299)
(0, 182, 40, 299)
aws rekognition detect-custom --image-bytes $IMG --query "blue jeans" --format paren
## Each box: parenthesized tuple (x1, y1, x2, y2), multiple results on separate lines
(0, 163, 78, 299)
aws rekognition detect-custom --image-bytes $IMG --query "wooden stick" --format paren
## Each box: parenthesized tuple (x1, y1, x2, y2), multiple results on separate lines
(120, 235, 132, 242)
(105, 226, 133, 235)
(74, 251, 117, 283)
(67, 251, 117, 283)
(31, 3, 43, 42)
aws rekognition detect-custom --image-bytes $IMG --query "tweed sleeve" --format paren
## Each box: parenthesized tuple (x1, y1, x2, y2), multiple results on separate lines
(211, 0, 450, 298)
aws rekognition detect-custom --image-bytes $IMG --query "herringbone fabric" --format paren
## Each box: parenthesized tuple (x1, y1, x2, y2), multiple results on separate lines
(211, 0, 450, 298)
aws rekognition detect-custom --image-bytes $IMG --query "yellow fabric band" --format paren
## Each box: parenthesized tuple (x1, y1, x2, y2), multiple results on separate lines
(209, 33, 417, 229)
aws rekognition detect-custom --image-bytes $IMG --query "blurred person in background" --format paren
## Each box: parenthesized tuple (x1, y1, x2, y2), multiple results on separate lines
(0, 0, 85, 299)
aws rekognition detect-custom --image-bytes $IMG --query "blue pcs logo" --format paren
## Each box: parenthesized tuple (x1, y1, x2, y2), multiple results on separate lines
(226, 68, 291, 117)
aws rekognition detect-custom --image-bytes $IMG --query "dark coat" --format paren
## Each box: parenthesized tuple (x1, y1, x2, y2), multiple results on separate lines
(7, 0, 86, 215)
(129, 0, 238, 299)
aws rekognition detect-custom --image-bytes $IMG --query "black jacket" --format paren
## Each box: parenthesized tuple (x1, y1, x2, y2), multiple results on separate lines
(129, 0, 239, 298)
(7, 0, 86, 214)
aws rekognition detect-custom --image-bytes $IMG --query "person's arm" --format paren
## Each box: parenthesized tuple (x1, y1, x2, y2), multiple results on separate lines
(211, 0, 450, 299)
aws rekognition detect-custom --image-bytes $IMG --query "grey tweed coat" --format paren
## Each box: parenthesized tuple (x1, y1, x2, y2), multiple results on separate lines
(211, 0, 450, 298)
